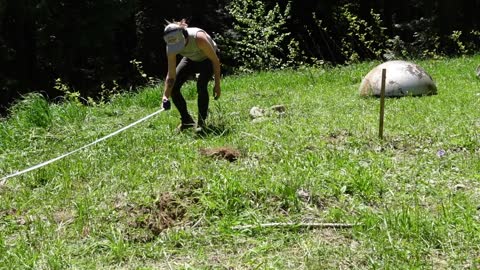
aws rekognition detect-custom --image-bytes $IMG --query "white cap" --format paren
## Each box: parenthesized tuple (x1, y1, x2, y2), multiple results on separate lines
(163, 24, 186, 54)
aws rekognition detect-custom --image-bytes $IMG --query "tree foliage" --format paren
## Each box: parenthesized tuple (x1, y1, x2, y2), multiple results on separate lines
(1, 0, 479, 113)
(218, 0, 293, 72)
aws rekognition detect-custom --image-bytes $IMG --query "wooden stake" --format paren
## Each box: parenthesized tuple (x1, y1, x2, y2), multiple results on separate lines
(379, 68, 386, 139)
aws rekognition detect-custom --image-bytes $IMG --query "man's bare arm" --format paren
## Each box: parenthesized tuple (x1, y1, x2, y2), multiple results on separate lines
(163, 53, 177, 99)
(196, 32, 221, 99)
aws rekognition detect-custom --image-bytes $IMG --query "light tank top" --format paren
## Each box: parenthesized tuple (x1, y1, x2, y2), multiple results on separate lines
(179, 27, 217, 62)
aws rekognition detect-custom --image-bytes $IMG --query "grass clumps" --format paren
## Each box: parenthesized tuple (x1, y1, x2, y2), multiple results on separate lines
(1, 55, 480, 269)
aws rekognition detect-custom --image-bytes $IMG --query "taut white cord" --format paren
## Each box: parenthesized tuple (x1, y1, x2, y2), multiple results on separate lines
(0, 108, 165, 186)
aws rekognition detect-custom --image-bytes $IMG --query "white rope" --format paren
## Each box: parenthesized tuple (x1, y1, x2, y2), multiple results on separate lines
(0, 108, 165, 186)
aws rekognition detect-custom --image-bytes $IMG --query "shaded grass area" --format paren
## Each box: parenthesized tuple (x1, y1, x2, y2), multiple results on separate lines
(1, 55, 480, 269)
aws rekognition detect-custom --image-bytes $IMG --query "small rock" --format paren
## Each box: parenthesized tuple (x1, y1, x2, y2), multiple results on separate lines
(454, 184, 466, 191)
(270, 104, 286, 113)
(249, 106, 265, 119)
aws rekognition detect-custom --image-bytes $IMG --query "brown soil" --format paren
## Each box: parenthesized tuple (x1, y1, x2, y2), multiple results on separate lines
(199, 147, 241, 162)
(122, 192, 187, 237)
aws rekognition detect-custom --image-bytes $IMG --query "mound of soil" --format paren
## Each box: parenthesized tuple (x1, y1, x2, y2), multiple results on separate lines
(119, 192, 186, 238)
(199, 147, 241, 162)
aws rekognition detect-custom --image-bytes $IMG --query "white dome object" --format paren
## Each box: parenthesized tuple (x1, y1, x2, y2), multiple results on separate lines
(359, 60, 437, 97)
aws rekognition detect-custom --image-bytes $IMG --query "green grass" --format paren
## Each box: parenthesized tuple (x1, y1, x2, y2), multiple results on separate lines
(1, 55, 480, 269)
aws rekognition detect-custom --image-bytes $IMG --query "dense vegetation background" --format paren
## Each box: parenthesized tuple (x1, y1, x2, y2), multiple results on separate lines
(1, 0, 479, 113)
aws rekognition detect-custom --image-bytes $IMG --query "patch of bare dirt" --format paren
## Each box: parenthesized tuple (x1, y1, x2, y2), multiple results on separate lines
(200, 147, 241, 162)
(116, 179, 206, 242)
(325, 130, 351, 144)
(126, 193, 186, 235)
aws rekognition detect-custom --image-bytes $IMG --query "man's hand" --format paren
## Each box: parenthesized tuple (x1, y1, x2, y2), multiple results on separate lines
(162, 97, 171, 110)
(213, 85, 221, 100)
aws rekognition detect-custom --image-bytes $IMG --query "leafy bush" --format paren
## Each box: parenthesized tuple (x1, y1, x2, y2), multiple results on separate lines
(218, 0, 301, 72)
(390, 16, 442, 59)
(331, 4, 389, 63)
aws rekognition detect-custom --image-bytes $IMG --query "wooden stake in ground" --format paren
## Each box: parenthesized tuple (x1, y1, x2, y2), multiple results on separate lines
(379, 68, 386, 139)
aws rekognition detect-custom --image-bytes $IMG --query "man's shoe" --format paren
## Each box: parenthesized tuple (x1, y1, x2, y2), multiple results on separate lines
(176, 121, 196, 132)
(194, 123, 208, 135)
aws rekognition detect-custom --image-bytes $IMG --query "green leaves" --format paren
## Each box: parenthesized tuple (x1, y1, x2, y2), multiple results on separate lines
(219, 0, 296, 72)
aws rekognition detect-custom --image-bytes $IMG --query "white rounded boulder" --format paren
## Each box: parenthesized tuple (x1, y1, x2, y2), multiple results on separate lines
(359, 60, 437, 97)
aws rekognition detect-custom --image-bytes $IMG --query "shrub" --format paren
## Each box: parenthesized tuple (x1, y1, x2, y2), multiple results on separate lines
(329, 4, 389, 63)
(217, 0, 299, 72)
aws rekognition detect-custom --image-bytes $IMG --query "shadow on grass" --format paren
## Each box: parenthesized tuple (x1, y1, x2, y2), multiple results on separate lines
(194, 123, 232, 138)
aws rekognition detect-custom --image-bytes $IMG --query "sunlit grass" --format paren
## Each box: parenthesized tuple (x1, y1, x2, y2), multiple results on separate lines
(1, 55, 479, 269)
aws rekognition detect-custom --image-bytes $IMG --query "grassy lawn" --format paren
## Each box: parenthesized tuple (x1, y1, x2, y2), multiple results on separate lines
(1, 55, 479, 269)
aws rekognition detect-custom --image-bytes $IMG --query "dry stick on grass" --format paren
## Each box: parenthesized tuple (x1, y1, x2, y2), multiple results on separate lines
(232, 222, 356, 230)
(163, 250, 173, 270)
(241, 131, 278, 146)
